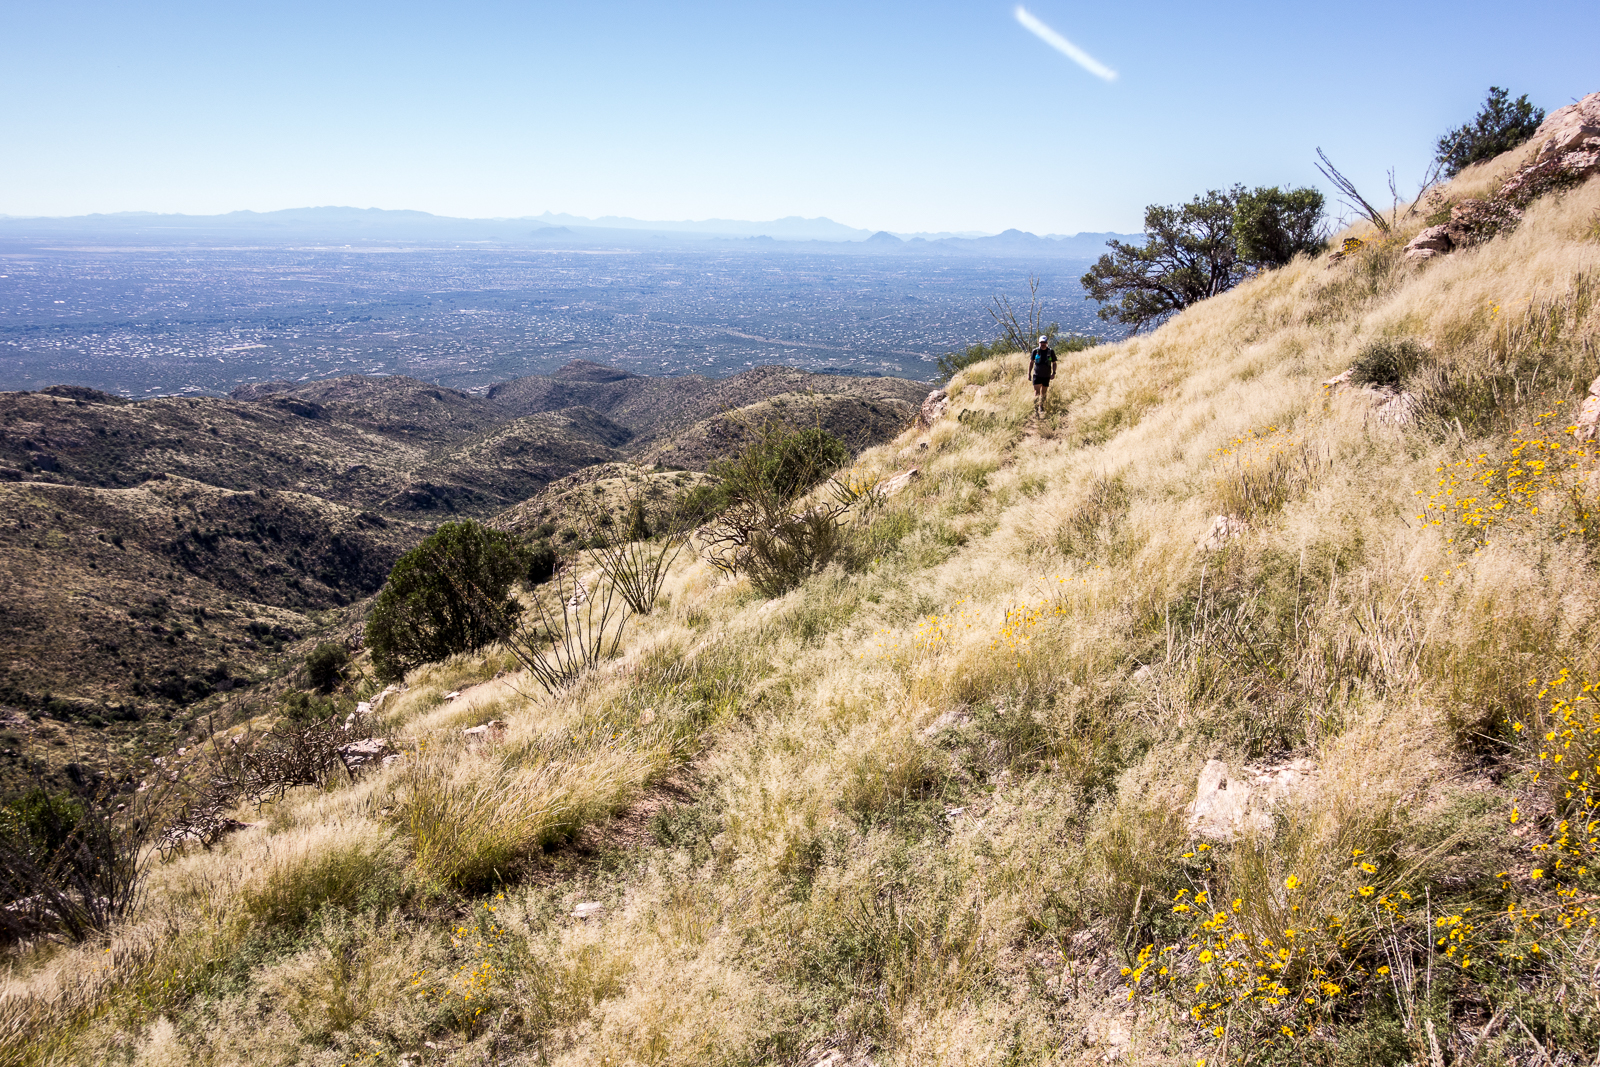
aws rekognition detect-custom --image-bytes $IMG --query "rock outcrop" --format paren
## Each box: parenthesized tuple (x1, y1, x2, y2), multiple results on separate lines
(1199, 514, 1249, 553)
(1575, 373, 1600, 443)
(1404, 91, 1600, 262)
(1525, 91, 1600, 181)
(1187, 757, 1316, 841)
(916, 388, 950, 429)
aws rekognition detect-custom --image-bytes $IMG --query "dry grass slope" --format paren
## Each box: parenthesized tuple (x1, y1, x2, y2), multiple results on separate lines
(4, 152, 1600, 1067)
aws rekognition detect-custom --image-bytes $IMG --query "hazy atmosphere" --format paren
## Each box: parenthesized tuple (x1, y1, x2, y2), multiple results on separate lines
(2, 0, 1596, 233)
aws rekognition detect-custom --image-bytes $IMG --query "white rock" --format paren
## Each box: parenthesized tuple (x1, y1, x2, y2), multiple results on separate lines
(354, 701, 372, 716)
(337, 738, 394, 776)
(1187, 757, 1316, 841)
(916, 389, 950, 428)
(443, 690, 461, 701)
(1199, 514, 1249, 553)
(571, 901, 604, 920)
(462, 720, 506, 742)
(873, 467, 921, 499)
(1573, 374, 1600, 442)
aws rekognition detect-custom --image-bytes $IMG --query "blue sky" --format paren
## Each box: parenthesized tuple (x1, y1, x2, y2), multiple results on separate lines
(2, 0, 1596, 234)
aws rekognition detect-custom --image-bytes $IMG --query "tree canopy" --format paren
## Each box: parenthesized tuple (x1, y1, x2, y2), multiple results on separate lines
(1081, 186, 1246, 334)
(365, 520, 530, 681)
(1233, 186, 1326, 269)
(1082, 184, 1326, 333)
(1435, 87, 1544, 178)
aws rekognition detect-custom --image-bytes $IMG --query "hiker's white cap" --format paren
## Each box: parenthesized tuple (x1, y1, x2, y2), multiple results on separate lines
(1038, 336, 1048, 343)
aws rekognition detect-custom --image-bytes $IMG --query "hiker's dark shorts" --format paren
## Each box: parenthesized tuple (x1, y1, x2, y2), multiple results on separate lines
(1031, 371, 1052, 386)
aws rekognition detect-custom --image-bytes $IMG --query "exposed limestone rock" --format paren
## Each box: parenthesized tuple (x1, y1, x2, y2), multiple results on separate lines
(1529, 90, 1600, 177)
(337, 738, 395, 776)
(1199, 514, 1249, 553)
(1187, 757, 1316, 841)
(1574, 374, 1600, 443)
(1326, 373, 1418, 427)
(1367, 387, 1419, 427)
(462, 720, 506, 743)
(1403, 91, 1599, 265)
(1404, 225, 1454, 261)
(916, 388, 950, 428)
(873, 466, 921, 498)
(571, 901, 604, 920)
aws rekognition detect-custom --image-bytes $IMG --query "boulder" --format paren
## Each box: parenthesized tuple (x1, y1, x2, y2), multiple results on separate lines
(916, 389, 950, 429)
(1199, 514, 1249, 553)
(1531, 90, 1600, 173)
(873, 466, 921, 498)
(1574, 374, 1600, 442)
(462, 720, 506, 743)
(1367, 387, 1418, 427)
(1403, 225, 1454, 261)
(1187, 757, 1315, 841)
(337, 738, 395, 776)
(571, 901, 604, 920)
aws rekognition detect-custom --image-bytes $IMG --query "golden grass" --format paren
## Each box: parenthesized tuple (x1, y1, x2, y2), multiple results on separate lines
(6, 159, 1600, 1067)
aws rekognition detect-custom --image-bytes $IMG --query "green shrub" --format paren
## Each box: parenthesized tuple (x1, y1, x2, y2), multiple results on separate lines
(364, 520, 530, 681)
(1435, 86, 1544, 178)
(1234, 185, 1327, 268)
(304, 642, 349, 694)
(1350, 338, 1426, 389)
(714, 425, 851, 503)
(280, 689, 336, 725)
(524, 539, 557, 585)
(242, 836, 406, 928)
(0, 786, 142, 942)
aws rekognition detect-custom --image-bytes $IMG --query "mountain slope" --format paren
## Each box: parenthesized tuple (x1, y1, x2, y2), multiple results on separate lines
(12, 127, 1599, 1063)
(486, 361, 929, 447)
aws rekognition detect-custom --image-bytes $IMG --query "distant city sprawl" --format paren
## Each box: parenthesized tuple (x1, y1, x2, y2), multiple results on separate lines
(0, 247, 1104, 395)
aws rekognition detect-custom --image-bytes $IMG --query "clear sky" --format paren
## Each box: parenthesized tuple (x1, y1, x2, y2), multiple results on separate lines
(2, 0, 1596, 234)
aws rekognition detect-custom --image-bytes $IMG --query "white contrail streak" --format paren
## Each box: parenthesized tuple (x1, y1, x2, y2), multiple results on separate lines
(1014, 6, 1117, 82)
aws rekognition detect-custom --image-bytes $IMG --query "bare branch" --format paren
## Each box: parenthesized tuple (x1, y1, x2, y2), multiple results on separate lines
(1315, 148, 1391, 234)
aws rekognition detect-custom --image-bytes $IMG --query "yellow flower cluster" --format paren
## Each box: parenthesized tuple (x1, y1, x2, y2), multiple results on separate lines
(1506, 673, 1600, 936)
(409, 899, 507, 1029)
(1415, 403, 1599, 547)
(1124, 850, 1427, 1049)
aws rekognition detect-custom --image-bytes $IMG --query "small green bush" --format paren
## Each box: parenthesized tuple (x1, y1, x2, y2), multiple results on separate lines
(714, 425, 851, 503)
(364, 521, 530, 681)
(1435, 86, 1544, 178)
(242, 837, 407, 928)
(1350, 338, 1426, 389)
(304, 642, 349, 694)
(524, 539, 557, 586)
(280, 690, 336, 725)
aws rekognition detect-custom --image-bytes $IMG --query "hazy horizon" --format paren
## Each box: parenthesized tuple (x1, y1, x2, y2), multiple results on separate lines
(4, 1, 1596, 234)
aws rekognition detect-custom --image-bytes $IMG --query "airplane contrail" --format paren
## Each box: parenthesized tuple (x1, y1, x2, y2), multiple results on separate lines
(1014, 6, 1118, 82)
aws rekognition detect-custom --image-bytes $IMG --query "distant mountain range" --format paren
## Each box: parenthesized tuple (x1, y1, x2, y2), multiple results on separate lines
(0, 206, 1137, 257)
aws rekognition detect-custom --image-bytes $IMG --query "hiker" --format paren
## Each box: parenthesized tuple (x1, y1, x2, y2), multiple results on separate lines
(1029, 335, 1056, 416)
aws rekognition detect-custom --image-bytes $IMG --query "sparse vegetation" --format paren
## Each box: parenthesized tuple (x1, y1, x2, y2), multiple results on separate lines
(5, 109, 1600, 1067)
